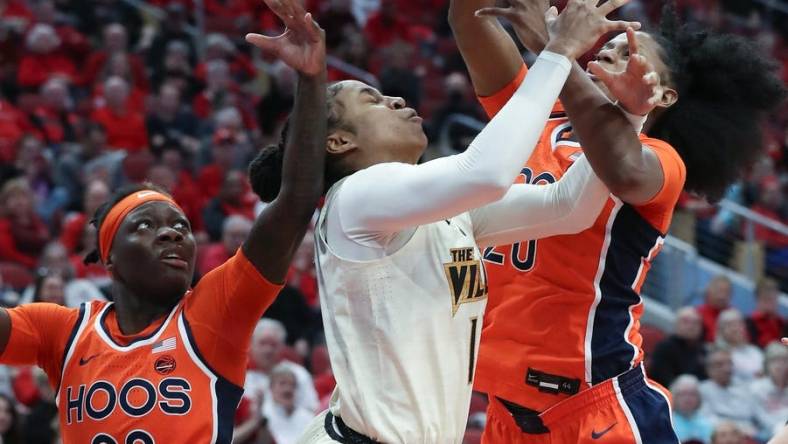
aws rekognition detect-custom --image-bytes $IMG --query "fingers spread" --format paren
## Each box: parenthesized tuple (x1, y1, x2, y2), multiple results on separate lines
(475, 6, 514, 20)
(245, 33, 280, 53)
(598, 0, 629, 16)
(626, 27, 639, 55)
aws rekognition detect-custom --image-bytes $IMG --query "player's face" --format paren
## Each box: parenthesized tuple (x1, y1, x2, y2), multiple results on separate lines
(590, 31, 673, 104)
(330, 80, 428, 164)
(109, 201, 196, 304)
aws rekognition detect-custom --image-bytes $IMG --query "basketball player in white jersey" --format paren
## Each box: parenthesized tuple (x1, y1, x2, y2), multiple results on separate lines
(248, 1, 640, 443)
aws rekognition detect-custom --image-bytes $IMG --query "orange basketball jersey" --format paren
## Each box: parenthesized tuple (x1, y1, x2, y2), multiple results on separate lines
(57, 299, 238, 444)
(1, 250, 281, 444)
(474, 65, 686, 412)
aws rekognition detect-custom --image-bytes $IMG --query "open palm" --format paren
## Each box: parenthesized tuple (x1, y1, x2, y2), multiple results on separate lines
(246, 0, 325, 76)
(588, 28, 660, 116)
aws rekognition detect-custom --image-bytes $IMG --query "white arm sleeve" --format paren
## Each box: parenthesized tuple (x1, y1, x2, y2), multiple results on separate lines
(470, 155, 609, 249)
(337, 51, 572, 242)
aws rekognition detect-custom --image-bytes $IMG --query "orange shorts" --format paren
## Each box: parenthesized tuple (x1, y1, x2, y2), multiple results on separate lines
(482, 366, 679, 444)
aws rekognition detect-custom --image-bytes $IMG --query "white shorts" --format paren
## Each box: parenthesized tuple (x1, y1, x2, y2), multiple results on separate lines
(297, 410, 339, 444)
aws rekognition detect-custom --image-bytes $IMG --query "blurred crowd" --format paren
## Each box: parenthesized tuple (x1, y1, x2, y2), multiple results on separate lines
(0, 0, 784, 443)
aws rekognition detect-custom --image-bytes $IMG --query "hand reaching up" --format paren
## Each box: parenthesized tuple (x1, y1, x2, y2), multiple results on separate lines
(245, 0, 326, 77)
(546, 0, 640, 60)
(588, 28, 661, 116)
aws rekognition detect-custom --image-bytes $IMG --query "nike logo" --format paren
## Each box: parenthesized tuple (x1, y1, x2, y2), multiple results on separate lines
(79, 353, 101, 366)
(136, 191, 157, 198)
(591, 422, 617, 439)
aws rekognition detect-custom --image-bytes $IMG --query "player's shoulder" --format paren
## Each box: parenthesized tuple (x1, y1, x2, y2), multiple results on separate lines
(640, 135, 686, 176)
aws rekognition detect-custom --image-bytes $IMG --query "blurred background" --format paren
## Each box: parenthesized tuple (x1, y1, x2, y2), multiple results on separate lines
(0, 0, 785, 443)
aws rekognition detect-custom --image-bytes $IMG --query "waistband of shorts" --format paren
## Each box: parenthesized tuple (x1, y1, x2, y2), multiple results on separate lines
(539, 365, 647, 427)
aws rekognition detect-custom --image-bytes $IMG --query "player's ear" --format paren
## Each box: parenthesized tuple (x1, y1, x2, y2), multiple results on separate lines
(327, 129, 358, 155)
(657, 86, 678, 109)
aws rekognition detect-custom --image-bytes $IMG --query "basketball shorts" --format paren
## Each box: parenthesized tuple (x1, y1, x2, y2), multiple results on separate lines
(482, 366, 679, 443)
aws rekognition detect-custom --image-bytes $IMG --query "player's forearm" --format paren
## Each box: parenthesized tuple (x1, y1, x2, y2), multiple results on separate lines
(277, 70, 328, 218)
(449, 0, 524, 97)
(559, 64, 647, 196)
(471, 156, 608, 247)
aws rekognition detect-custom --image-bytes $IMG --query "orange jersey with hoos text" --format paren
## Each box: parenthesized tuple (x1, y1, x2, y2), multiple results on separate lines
(1, 250, 281, 444)
(474, 65, 686, 412)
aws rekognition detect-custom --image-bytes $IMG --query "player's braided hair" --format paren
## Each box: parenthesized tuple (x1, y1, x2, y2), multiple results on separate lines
(249, 82, 351, 203)
(648, 1, 787, 202)
(83, 182, 172, 264)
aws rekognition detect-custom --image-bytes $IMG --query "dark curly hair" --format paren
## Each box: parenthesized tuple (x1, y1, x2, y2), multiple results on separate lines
(249, 82, 350, 203)
(83, 182, 172, 264)
(648, 1, 787, 202)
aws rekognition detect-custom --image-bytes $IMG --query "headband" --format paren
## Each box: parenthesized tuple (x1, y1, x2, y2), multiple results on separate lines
(99, 190, 182, 263)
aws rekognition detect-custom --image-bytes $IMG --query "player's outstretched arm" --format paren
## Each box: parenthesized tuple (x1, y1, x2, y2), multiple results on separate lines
(448, 0, 527, 97)
(242, 0, 327, 284)
(559, 27, 666, 205)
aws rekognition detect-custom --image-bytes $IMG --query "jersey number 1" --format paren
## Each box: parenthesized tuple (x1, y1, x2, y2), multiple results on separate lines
(468, 317, 478, 384)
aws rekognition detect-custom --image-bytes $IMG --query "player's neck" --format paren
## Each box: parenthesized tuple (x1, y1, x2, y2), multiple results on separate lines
(111, 286, 178, 336)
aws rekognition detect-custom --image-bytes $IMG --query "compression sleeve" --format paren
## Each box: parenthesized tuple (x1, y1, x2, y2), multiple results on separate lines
(337, 51, 572, 239)
(469, 155, 609, 248)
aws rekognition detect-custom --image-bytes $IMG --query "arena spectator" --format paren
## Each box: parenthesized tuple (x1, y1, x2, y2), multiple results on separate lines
(320, 0, 361, 50)
(245, 319, 319, 414)
(29, 77, 79, 145)
(146, 83, 200, 155)
(202, 169, 255, 241)
(710, 421, 746, 444)
(59, 179, 109, 255)
(751, 342, 788, 439)
(378, 41, 421, 109)
(146, 3, 197, 69)
(53, 123, 110, 210)
(0, 273, 19, 307)
(22, 241, 105, 307)
(22, 367, 58, 444)
(716, 308, 765, 382)
(648, 307, 707, 387)
(264, 363, 315, 444)
(0, 95, 32, 163)
(30, 270, 64, 306)
(0, 393, 21, 444)
(697, 275, 733, 342)
(198, 214, 252, 277)
(0, 178, 49, 268)
(363, 0, 413, 47)
(90, 76, 148, 152)
(747, 277, 785, 348)
(671, 374, 714, 444)
(151, 40, 198, 96)
(700, 347, 763, 438)
(17, 23, 75, 89)
(82, 23, 148, 90)
(195, 33, 255, 86)
(31, 0, 90, 62)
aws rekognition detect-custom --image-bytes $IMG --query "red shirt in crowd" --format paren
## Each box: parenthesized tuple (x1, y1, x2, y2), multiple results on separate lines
(198, 243, 231, 277)
(81, 51, 149, 91)
(748, 311, 785, 348)
(363, 13, 414, 48)
(59, 212, 86, 254)
(197, 164, 225, 201)
(0, 99, 33, 163)
(90, 107, 148, 151)
(30, 105, 80, 144)
(17, 52, 76, 88)
(697, 303, 725, 342)
(0, 216, 49, 269)
(752, 205, 788, 249)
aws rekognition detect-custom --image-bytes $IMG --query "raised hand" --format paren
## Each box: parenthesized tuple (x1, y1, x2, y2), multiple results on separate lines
(546, 0, 640, 60)
(245, 0, 325, 76)
(474, 0, 551, 54)
(588, 28, 660, 116)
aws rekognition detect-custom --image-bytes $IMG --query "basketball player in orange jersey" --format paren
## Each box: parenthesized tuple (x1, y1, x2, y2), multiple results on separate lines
(450, 0, 787, 442)
(0, 1, 327, 443)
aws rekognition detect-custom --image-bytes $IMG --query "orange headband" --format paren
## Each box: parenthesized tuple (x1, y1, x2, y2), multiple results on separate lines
(99, 190, 182, 263)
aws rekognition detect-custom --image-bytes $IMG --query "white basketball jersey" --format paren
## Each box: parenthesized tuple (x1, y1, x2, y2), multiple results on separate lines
(315, 181, 488, 444)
